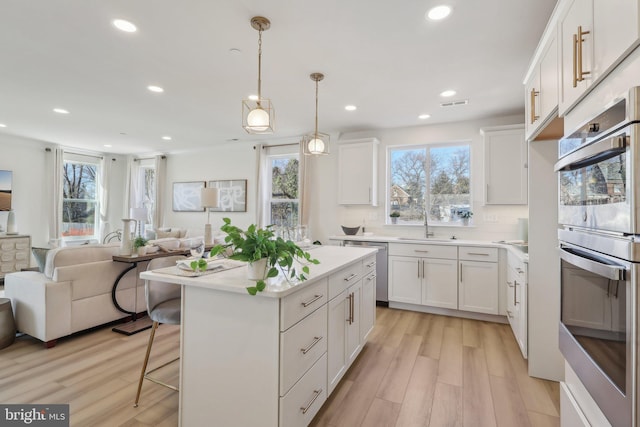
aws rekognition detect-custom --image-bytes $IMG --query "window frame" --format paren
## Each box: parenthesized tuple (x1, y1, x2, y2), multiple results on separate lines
(61, 154, 101, 243)
(386, 141, 472, 226)
(264, 151, 300, 228)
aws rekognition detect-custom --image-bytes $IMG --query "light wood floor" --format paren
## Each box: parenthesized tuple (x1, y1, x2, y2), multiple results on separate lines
(0, 307, 560, 426)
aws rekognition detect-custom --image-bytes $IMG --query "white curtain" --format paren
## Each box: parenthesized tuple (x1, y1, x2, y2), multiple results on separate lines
(48, 147, 64, 242)
(98, 156, 111, 241)
(126, 156, 141, 215)
(153, 155, 167, 229)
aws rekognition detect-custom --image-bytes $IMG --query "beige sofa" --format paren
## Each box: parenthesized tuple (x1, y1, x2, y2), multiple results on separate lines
(5, 243, 148, 347)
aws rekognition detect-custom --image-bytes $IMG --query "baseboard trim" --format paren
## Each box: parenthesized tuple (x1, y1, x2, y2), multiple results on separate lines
(388, 301, 508, 324)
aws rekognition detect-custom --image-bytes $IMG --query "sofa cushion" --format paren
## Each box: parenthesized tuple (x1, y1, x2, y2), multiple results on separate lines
(44, 243, 120, 279)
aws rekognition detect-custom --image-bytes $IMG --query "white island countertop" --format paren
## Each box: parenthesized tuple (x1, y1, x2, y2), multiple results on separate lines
(140, 245, 378, 298)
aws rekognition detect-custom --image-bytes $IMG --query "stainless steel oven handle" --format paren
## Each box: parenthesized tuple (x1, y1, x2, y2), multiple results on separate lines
(554, 135, 627, 172)
(559, 247, 626, 281)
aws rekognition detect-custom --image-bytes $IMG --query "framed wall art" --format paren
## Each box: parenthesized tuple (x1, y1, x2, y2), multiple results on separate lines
(172, 181, 205, 212)
(208, 179, 247, 212)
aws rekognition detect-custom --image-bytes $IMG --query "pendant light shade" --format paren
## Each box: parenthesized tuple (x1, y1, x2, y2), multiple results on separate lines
(243, 16, 275, 134)
(303, 72, 330, 155)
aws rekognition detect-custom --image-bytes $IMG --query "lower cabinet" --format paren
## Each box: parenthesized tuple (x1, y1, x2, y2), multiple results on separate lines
(506, 251, 528, 358)
(458, 247, 499, 315)
(361, 270, 376, 343)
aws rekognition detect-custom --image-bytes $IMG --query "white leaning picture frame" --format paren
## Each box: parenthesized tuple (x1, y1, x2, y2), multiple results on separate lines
(207, 179, 247, 212)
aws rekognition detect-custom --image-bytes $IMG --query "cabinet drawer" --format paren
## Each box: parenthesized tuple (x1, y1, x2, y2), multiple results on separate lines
(389, 243, 457, 260)
(281, 278, 328, 331)
(280, 304, 327, 396)
(328, 262, 362, 300)
(459, 246, 498, 262)
(280, 353, 327, 427)
(363, 255, 376, 275)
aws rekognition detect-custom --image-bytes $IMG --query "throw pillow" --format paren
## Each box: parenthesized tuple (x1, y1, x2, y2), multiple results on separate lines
(32, 247, 50, 273)
(156, 229, 181, 239)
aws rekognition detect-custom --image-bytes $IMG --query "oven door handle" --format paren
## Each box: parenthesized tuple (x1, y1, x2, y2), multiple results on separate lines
(554, 135, 628, 172)
(559, 246, 626, 281)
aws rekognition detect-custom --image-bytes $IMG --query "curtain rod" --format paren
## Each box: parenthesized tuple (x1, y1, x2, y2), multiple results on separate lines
(253, 142, 300, 150)
(45, 148, 103, 160)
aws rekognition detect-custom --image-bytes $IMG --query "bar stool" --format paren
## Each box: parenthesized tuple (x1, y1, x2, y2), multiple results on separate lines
(134, 255, 185, 407)
(0, 298, 16, 349)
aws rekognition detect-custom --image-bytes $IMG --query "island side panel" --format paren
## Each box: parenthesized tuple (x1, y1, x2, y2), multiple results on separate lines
(179, 285, 280, 427)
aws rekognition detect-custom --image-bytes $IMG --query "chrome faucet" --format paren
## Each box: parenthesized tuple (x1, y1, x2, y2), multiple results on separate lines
(424, 210, 434, 238)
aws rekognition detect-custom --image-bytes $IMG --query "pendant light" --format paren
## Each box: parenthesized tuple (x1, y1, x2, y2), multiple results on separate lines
(303, 72, 330, 155)
(242, 16, 275, 134)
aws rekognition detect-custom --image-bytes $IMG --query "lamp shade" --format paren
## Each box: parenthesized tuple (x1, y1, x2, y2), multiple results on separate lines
(130, 207, 148, 221)
(201, 187, 219, 208)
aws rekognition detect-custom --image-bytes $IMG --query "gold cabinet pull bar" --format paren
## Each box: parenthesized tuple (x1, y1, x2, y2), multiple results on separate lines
(577, 25, 590, 83)
(301, 336, 323, 354)
(530, 88, 539, 124)
(300, 389, 323, 414)
(301, 294, 322, 307)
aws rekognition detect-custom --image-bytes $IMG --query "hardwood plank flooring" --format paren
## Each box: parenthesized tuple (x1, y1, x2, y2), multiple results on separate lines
(0, 307, 559, 426)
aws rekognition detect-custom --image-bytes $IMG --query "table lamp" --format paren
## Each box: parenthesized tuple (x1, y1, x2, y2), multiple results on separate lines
(201, 187, 219, 245)
(130, 207, 148, 237)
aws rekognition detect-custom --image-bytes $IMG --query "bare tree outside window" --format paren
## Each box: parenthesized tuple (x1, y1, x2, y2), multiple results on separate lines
(270, 156, 299, 228)
(62, 161, 99, 237)
(389, 144, 470, 225)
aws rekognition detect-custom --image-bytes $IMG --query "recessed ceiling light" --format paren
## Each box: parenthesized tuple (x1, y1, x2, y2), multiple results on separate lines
(229, 48, 242, 55)
(162, 136, 172, 141)
(147, 85, 164, 93)
(418, 114, 431, 120)
(113, 19, 137, 33)
(248, 94, 259, 101)
(0, 124, 6, 128)
(345, 105, 357, 111)
(104, 144, 112, 148)
(440, 90, 456, 97)
(426, 5, 452, 21)
(53, 108, 69, 114)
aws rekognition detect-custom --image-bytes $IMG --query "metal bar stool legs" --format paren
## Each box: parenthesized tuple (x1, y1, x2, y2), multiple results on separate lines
(133, 322, 179, 407)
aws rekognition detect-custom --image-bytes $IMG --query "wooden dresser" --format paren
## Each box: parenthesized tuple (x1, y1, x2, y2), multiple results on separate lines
(0, 234, 31, 279)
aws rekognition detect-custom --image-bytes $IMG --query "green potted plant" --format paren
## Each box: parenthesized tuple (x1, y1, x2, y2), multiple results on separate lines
(209, 218, 320, 295)
(458, 210, 473, 225)
(133, 236, 149, 255)
(389, 211, 400, 224)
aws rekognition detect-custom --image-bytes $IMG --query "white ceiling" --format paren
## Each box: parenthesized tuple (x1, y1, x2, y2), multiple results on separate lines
(0, 0, 557, 155)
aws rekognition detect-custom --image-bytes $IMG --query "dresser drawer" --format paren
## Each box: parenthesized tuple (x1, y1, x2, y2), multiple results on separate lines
(280, 304, 327, 396)
(363, 255, 376, 275)
(281, 278, 328, 331)
(328, 262, 362, 300)
(459, 246, 498, 262)
(389, 242, 457, 260)
(280, 353, 327, 427)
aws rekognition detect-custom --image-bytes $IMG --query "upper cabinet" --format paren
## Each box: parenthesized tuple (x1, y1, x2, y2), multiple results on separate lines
(482, 125, 527, 205)
(558, 0, 640, 115)
(337, 138, 379, 206)
(525, 32, 561, 141)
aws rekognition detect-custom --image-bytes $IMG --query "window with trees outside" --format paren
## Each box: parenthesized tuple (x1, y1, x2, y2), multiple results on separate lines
(62, 156, 100, 241)
(389, 143, 471, 225)
(267, 153, 299, 229)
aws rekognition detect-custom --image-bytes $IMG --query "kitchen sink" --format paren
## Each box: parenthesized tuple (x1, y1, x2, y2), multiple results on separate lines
(396, 237, 454, 242)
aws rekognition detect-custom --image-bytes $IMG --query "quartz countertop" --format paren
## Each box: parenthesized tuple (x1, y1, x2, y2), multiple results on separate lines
(328, 234, 528, 262)
(140, 245, 378, 298)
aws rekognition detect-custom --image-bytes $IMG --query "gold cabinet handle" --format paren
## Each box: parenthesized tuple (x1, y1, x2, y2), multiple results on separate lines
(346, 293, 352, 324)
(367, 274, 376, 281)
(300, 336, 323, 355)
(300, 389, 323, 414)
(301, 294, 322, 307)
(467, 252, 490, 256)
(530, 88, 539, 124)
(344, 273, 357, 282)
(577, 25, 590, 83)
(572, 32, 578, 87)
(366, 261, 376, 268)
(350, 292, 355, 323)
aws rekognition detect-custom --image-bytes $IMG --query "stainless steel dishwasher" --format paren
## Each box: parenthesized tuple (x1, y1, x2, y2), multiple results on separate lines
(342, 240, 388, 306)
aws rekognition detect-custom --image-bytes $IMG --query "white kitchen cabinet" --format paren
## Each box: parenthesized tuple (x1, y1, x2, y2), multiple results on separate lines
(361, 270, 376, 343)
(524, 32, 559, 141)
(558, 0, 640, 115)
(458, 247, 499, 315)
(337, 138, 379, 206)
(506, 251, 528, 358)
(481, 125, 527, 205)
(389, 243, 458, 309)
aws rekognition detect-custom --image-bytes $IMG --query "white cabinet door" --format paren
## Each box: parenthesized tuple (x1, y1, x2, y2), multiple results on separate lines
(422, 258, 458, 310)
(346, 280, 362, 366)
(389, 256, 421, 304)
(361, 271, 376, 343)
(558, 0, 593, 114)
(337, 139, 378, 206)
(458, 260, 499, 315)
(506, 265, 519, 330)
(327, 291, 348, 394)
(539, 33, 559, 124)
(482, 125, 527, 205)
(592, 0, 639, 82)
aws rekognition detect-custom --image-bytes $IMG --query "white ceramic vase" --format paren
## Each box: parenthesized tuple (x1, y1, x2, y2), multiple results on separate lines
(247, 258, 268, 281)
(120, 219, 135, 256)
(6, 210, 16, 234)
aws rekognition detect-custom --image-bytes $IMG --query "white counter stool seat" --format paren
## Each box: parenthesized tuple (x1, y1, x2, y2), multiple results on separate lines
(0, 298, 16, 349)
(134, 255, 186, 408)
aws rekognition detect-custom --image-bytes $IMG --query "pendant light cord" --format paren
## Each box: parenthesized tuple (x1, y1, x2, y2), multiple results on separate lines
(257, 27, 263, 106)
(314, 79, 319, 139)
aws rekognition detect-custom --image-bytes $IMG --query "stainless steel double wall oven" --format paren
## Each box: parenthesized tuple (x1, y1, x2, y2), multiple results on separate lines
(555, 87, 640, 427)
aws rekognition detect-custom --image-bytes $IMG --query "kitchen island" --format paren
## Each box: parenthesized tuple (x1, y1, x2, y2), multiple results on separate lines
(140, 245, 377, 427)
